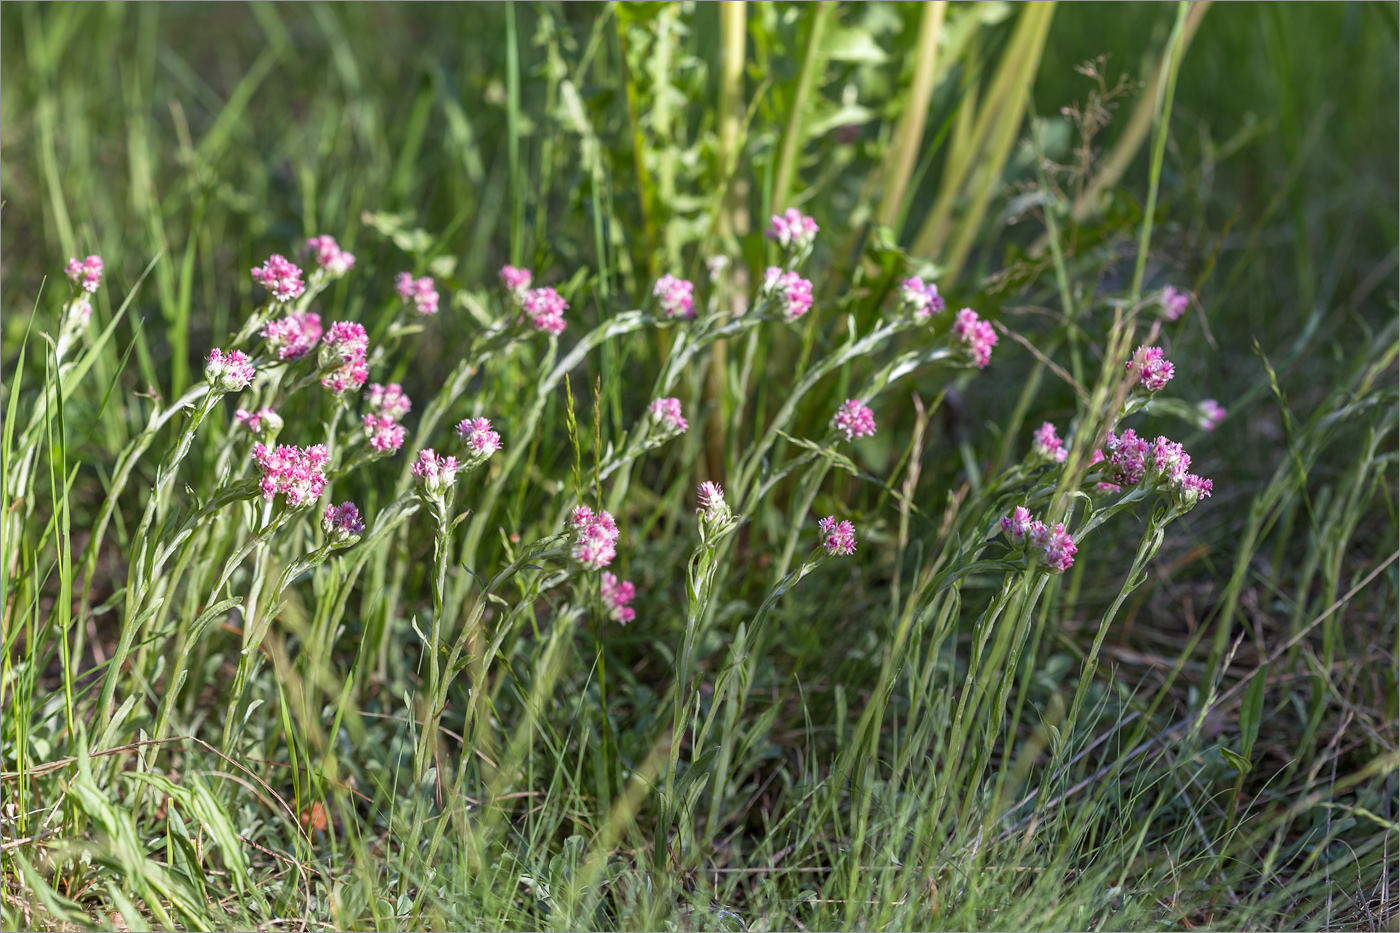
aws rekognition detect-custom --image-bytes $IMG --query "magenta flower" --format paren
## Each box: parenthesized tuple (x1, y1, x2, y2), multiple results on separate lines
(321, 501, 366, 545)
(252, 254, 306, 304)
(263, 311, 323, 361)
(412, 449, 459, 497)
(653, 274, 696, 319)
(1149, 436, 1191, 487)
(395, 272, 439, 316)
(601, 571, 637, 625)
(253, 442, 330, 508)
(1104, 429, 1151, 486)
(766, 208, 819, 253)
(1001, 506, 1034, 546)
(65, 254, 104, 293)
(647, 397, 689, 436)
(364, 382, 412, 420)
(320, 321, 370, 394)
(522, 286, 568, 335)
(456, 417, 503, 462)
(1160, 286, 1190, 322)
(1179, 473, 1214, 507)
(1197, 399, 1226, 431)
(236, 407, 282, 437)
(763, 267, 814, 322)
(1038, 522, 1077, 573)
(952, 308, 998, 369)
(499, 264, 534, 297)
(898, 277, 945, 322)
(817, 515, 857, 557)
(205, 348, 255, 393)
(1127, 345, 1174, 393)
(833, 399, 876, 440)
(569, 505, 620, 570)
(363, 414, 406, 453)
(303, 236, 355, 277)
(1032, 422, 1068, 464)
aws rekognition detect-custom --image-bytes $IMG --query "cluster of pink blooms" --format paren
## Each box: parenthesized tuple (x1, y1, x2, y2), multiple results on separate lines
(252, 254, 306, 304)
(411, 449, 459, 496)
(1160, 286, 1190, 322)
(253, 442, 330, 508)
(898, 277, 946, 322)
(1000, 506, 1077, 573)
(1096, 429, 1213, 504)
(320, 321, 370, 394)
(205, 348, 256, 393)
(263, 311, 323, 361)
(65, 255, 105, 293)
(365, 382, 412, 420)
(696, 482, 737, 542)
(952, 308, 998, 369)
(321, 501, 365, 545)
(600, 572, 636, 625)
(653, 274, 695, 319)
(522, 286, 568, 335)
(568, 506, 620, 570)
(235, 407, 281, 436)
(766, 208, 819, 253)
(1127, 345, 1174, 393)
(1032, 422, 1068, 463)
(362, 383, 411, 454)
(456, 417, 503, 462)
(648, 397, 688, 436)
(818, 516, 857, 557)
(499, 264, 533, 298)
(395, 273, 439, 316)
(763, 267, 814, 322)
(1197, 399, 1226, 431)
(303, 236, 355, 277)
(833, 399, 876, 440)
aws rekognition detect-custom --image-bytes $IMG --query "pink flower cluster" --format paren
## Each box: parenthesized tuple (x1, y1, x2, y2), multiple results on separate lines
(1097, 430, 1213, 505)
(396, 273, 439, 316)
(764, 267, 814, 322)
(766, 208, 819, 253)
(321, 501, 365, 544)
(303, 236, 355, 277)
(499, 265, 533, 298)
(1127, 345, 1174, 393)
(1032, 422, 1068, 463)
(522, 287, 568, 335)
(252, 254, 306, 304)
(653, 274, 695, 319)
(1197, 399, 1226, 431)
(411, 449, 459, 496)
(952, 308, 998, 369)
(1000, 506, 1077, 573)
(65, 255, 104, 292)
(236, 407, 281, 436)
(320, 321, 369, 394)
(263, 311, 323, 361)
(569, 506, 620, 570)
(456, 417, 502, 461)
(818, 516, 857, 557)
(601, 572, 636, 624)
(362, 383, 411, 454)
(1102, 429, 1150, 486)
(205, 348, 255, 393)
(833, 399, 876, 440)
(648, 397, 688, 435)
(365, 382, 412, 420)
(1160, 286, 1190, 322)
(898, 277, 946, 322)
(253, 442, 330, 508)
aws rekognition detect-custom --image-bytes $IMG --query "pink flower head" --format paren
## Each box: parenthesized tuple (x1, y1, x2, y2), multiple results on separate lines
(303, 236, 355, 277)
(763, 267, 814, 322)
(898, 277, 946, 322)
(1197, 399, 1226, 431)
(251, 254, 306, 304)
(696, 482, 735, 542)
(1160, 286, 1190, 322)
(321, 501, 365, 545)
(411, 449, 459, 497)
(262, 311, 323, 361)
(363, 414, 406, 453)
(696, 482, 724, 515)
(1127, 345, 1174, 393)
(395, 272, 439, 316)
(1149, 435, 1192, 488)
(647, 397, 689, 436)
(65, 254, 104, 293)
(1104, 429, 1151, 487)
(833, 399, 876, 440)
(1001, 506, 1034, 546)
(1039, 522, 1077, 573)
(320, 321, 370, 394)
(253, 442, 330, 508)
(817, 515, 857, 557)
(498, 264, 533, 297)
(766, 208, 819, 253)
(601, 571, 637, 625)
(653, 274, 696, 319)
(205, 348, 255, 393)
(569, 506, 620, 570)
(456, 417, 503, 462)
(236, 407, 282, 436)
(1032, 422, 1068, 464)
(320, 359, 368, 394)
(1179, 473, 1214, 507)
(522, 286, 568, 335)
(364, 382, 411, 420)
(952, 308, 998, 369)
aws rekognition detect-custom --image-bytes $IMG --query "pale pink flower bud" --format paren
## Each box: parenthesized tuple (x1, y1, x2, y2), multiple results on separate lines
(522, 286, 568, 335)
(205, 348, 255, 393)
(898, 277, 946, 322)
(1039, 523, 1077, 573)
(653, 274, 696, 319)
(696, 481, 735, 543)
(817, 515, 857, 557)
(1031, 422, 1068, 463)
(1104, 429, 1150, 487)
(395, 272, 439, 316)
(236, 407, 282, 437)
(763, 267, 814, 322)
(303, 236, 355, 277)
(412, 449, 459, 498)
(833, 399, 876, 440)
(320, 321, 370, 394)
(363, 383, 411, 420)
(1001, 506, 1034, 546)
(321, 501, 365, 546)
(1178, 474, 1214, 507)
(65, 254, 104, 293)
(1149, 436, 1192, 488)
(647, 397, 688, 436)
(263, 311, 323, 361)
(251, 254, 306, 304)
(363, 414, 406, 453)
(952, 308, 998, 369)
(1196, 399, 1226, 431)
(456, 417, 503, 463)
(499, 265, 533, 297)
(1160, 286, 1190, 322)
(601, 572, 637, 625)
(1127, 345, 1174, 393)
(766, 208, 819, 253)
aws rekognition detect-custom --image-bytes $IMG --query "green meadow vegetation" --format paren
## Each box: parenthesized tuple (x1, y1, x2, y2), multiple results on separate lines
(2, 2, 1396, 929)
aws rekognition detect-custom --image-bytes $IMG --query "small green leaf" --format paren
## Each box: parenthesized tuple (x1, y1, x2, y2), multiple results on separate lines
(1220, 747, 1252, 773)
(1240, 668, 1267, 760)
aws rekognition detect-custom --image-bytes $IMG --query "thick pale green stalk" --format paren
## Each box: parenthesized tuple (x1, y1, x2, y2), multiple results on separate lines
(877, 1, 947, 231)
(770, 1, 833, 213)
